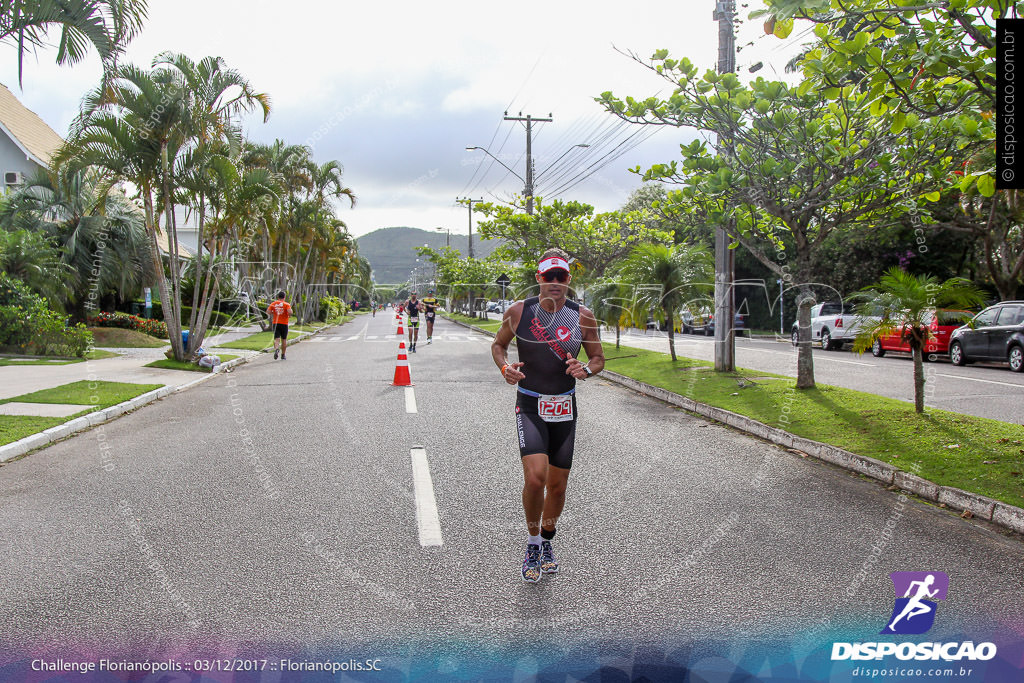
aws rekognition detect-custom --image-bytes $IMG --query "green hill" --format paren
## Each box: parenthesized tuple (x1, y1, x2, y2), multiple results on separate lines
(357, 226, 501, 285)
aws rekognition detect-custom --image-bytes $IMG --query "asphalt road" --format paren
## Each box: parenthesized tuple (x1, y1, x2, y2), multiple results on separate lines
(613, 328, 1024, 425)
(1, 313, 1022, 675)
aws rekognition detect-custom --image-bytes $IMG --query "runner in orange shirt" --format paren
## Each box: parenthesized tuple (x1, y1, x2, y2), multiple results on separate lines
(267, 291, 292, 360)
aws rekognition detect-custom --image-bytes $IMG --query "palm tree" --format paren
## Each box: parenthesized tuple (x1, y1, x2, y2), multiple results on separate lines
(589, 279, 636, 349)
(0, 169, 150, 315)
(619, 243, 712, 361)
(852, 267, 985, 413)
(0, 227, 70, 306)
(2, 0, 149, 84)
(57, 57, 270, 360)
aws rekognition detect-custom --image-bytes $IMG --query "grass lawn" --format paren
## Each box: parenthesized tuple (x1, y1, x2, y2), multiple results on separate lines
(0, 357, 81, 366)
(0, 380, 164, 447)
(0, 349, 119, 366)
(89, 327, 168, 348)
(0, 415, 65, 446)
(144, 354, 239, 372)
(445, 312, 502, 334)
(600, 342, 1024, 509)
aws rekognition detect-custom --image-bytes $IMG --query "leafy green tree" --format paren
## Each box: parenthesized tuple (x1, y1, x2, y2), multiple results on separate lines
(761, 1, 1022, 298)
(1, 0, 149, 84)
(851, 267, 985, 413)
(599, 55, 976, 387)
(618, 243, 712, 361)
(475, 197, 673, 285)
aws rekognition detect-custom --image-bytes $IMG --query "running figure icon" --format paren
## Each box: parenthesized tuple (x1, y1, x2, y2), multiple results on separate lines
(881, 571, 949, 635)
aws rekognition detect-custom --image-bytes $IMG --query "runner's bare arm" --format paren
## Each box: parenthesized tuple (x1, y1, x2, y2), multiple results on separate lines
(565, 305, 605, 379)
(491, 301, 525, 385)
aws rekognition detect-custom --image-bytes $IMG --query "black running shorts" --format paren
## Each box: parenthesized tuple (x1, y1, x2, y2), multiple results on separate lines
(515, 393, 577, 470)
(408, 318, 420, 328)
(425, 312, 435, 322)
(273, 323, 289, 339)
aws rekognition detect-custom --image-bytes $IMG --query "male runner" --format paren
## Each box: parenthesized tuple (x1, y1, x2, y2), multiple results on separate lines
(267, 290, 292, 360)
(404, 292, 423, 352)
(490, 248, 605, 583)
(422, 289, 439, 344)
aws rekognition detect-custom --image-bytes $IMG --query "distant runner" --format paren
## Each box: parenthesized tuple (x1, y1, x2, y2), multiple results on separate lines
(490, 248, 605, 583)
(404, 292, 423, 352)
(422, 290, 439, 344)
(267, 290, 292, 361)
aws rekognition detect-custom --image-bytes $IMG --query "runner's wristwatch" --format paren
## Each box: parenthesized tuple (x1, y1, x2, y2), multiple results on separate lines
(583, 363, 593, 377)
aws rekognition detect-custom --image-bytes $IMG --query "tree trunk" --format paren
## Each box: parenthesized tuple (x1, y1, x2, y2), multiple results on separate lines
(912, 342, 925, 414)
(144, 189, 182, 360)
(615, 322, 620, 349)
(796, 289, 816, 389)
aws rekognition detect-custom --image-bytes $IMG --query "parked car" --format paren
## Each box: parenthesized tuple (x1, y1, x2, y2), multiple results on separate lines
(680, 307, 747, 336)
(871, 309, 973, 360)
(791, 301, 878, 350)
(948, 301, 1024, 372)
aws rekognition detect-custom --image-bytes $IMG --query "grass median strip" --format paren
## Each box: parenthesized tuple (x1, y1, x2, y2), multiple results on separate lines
(445, 312, 502, 334)
(599, 343, 1024, 509)
(0, 380, 164, 447)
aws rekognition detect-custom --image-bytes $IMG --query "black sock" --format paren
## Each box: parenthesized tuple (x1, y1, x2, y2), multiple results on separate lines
(540, 527, 556, 541)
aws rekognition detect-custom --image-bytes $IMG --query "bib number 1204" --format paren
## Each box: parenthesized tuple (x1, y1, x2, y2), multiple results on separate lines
(538, 394, 573, 422)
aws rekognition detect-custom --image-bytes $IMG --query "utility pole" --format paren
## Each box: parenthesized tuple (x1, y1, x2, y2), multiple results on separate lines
(456, 196, 483, 317)
(713, 0, 736, 372)
(503, 111, 552, 215)
(456, 197, 483, 258)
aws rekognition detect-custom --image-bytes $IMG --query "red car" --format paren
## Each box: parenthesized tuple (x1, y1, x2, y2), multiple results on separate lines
(871, 309, 973, 360)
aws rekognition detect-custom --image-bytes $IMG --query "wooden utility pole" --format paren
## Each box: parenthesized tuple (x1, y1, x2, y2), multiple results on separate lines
(456, 196, 483, 316)
(503, 112, 552, 215)
(713, 0, 736, 372)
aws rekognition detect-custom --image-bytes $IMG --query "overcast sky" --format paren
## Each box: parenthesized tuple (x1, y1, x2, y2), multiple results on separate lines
(0, 0, 808, 238)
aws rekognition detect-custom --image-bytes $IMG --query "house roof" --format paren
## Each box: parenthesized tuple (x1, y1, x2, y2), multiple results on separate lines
(154, 228, 197, 258)
(0, 82, 65, 167)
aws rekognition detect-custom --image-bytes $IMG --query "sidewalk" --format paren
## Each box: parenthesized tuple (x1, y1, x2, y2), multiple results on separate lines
(0, 321, 341, 461)
(0, 324, 264, 401)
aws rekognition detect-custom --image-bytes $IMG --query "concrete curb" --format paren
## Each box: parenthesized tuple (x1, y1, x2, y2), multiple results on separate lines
(442, 315, 1024, 536)
(0, 322, 341, 464)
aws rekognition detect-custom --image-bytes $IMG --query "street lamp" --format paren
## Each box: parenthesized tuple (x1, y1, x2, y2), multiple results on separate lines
(465, 146, 523, 181)
(435, 226, 450, 248)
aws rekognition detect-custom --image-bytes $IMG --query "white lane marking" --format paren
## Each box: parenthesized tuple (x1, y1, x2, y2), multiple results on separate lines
(405, 386, 417, 413)
(410, 447, 443, 547)
(346, 334, 360, 340)
(812, 356, 876, 367)
(936, 373, 1024, 389)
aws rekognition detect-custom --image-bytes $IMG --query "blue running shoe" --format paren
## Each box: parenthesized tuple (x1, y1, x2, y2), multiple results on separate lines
(540, 540, 558, 574)
(522, 543, 541, 583)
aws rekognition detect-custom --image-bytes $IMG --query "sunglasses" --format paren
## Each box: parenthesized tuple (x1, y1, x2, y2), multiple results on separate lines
(540, 270, 569, 283)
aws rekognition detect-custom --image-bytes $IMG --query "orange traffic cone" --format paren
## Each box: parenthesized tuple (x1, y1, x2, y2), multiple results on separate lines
(397, 319, 404, 336)
(392, 341, 413, 386)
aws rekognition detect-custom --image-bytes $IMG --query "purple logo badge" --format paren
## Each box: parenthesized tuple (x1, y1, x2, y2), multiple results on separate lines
(881, 571, 949, 635)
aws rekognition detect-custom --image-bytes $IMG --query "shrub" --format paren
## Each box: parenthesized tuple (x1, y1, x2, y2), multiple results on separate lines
(319, 295, 344, 322)
(88, 311, 169, 338)
(137, 301, 240, 328)
(0, 273, 93, 357)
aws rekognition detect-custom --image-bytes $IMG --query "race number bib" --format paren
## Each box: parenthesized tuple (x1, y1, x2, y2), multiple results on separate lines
(538, 394, 573, 423)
